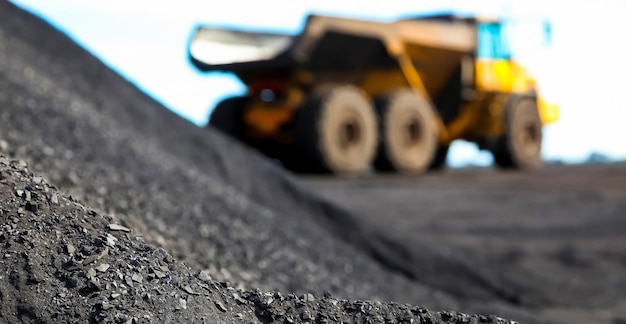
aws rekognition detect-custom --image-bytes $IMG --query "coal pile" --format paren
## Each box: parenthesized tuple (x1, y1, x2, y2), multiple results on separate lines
(0, 1, 520, 323)
(0, 0, 434, 304)
(0, 156, 513, 323)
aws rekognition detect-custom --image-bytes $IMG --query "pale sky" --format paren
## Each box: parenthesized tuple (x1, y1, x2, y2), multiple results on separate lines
(10, 0, 626, 166)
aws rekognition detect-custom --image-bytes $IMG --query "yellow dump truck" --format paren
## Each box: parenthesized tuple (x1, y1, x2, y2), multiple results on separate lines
(189, 13, 559, 175)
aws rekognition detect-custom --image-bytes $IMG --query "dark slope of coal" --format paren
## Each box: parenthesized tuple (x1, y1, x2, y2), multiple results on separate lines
(0, 1, 523, 319)
(0, 1, 428, 304)
(0, 156, 512, 324)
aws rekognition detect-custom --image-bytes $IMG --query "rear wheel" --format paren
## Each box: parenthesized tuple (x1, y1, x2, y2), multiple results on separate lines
(492, 97, 543, 169)
(293, 84, 378, 175)
(207, 96, 247, 140)
(374, 90, 439, 174)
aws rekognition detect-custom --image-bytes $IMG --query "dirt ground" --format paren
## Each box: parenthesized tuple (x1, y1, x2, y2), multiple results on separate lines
(306, 164, 626, 323)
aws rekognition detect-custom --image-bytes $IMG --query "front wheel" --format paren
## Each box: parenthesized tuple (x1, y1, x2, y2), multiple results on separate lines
(491, 97, 543, 170)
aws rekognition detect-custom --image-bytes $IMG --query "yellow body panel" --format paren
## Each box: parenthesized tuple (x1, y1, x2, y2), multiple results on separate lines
(439, 92, 510, 144)
(537, 94, 560, 124)
(475, 58, 559, 125)
(475, 59, 536, 93)
(360, 70, 409, 98)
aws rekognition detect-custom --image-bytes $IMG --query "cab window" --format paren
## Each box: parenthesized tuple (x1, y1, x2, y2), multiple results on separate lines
(477, 22, 511, 60)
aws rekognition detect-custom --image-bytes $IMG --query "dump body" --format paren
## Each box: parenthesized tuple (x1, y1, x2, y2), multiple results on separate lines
(190, 13, 559, 175)
(190, 15, 475, 68)
(190, 15, 476, 100)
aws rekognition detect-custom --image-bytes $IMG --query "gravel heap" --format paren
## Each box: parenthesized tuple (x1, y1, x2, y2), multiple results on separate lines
(0, 1, 516, 323)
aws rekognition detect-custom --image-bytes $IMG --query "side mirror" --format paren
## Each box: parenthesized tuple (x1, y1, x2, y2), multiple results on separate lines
(543, 21, 552, 47)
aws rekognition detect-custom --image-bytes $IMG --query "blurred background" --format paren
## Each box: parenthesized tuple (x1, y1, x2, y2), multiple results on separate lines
(10, 0, 626, 167)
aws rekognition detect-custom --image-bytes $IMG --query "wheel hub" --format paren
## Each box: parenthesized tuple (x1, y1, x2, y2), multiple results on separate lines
(403, 118, 422, 147)
(518, 119, 541, 154)
(339, 118, 362, 149)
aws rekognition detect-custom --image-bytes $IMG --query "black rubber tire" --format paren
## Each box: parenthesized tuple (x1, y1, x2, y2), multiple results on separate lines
(294, 84, 378, 176)
(492, 97, 543, 170)
(428, 144, 450, 171)
(374, 90, 439, 174)
(207, 96, 247, 140)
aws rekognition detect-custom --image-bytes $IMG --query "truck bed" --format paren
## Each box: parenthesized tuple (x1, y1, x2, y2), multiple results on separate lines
(189, 14, 476, 73)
